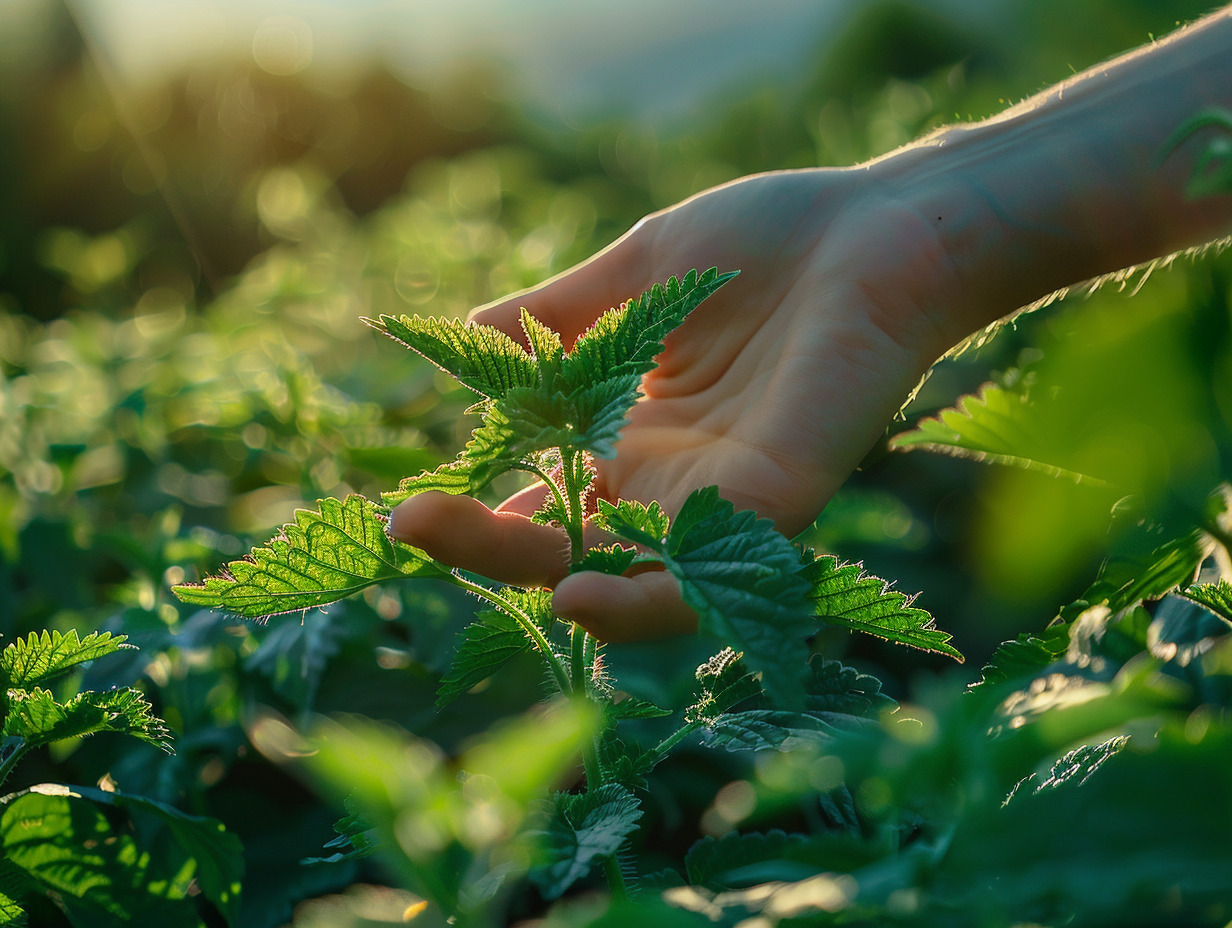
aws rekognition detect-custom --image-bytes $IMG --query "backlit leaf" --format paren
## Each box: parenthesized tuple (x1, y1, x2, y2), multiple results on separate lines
(363, 313, 537, 399)
(803, 553, 963, 661)
(173, 495, 447, 621)
(0, 630, 130, 690)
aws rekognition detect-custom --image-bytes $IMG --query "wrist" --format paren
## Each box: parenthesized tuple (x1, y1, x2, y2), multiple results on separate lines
(870, 7, 1232, 344)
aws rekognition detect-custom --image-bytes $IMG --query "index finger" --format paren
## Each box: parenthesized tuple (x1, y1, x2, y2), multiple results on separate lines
(468, 222, 655, 348)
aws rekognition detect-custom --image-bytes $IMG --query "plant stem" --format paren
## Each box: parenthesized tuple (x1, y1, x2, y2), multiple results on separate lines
(445, 573, 572, 695)
(0, 737, 29, 793)
(651, 721, 704, 759)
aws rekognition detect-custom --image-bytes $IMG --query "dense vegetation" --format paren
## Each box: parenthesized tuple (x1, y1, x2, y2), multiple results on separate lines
(1, 1, 1230, 925)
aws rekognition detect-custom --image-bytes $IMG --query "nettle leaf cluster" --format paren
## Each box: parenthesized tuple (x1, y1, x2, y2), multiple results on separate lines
(0, 630, 242, 927)
(175, 269, 962, 917)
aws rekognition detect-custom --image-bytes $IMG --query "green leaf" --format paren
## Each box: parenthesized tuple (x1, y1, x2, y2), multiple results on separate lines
(3, 688, 172, 754)
(658, 488, 815, 704)
(890, 378, 1106, 485)
(1062, 526, 1210, 621)
(303, 794, 377, 866)
(803, 553, 964, 662)
(699, 709, 841, 751)
(593, 499, 671, 548)
(803, 655, 897, 719)
(562, 268, 740, 391)
(363, 313, 538, 398)
(173, 495, 447, 621)
(569, 544, 641, 576)
(528, 784, 643, 900)
(1177, 580, 1232, 623)
(435, 594, 552, 710)
(970, 623, 1072, 693)
(0, 630, 131, 690)
(381, 459, 480, 507)
(687, 648, 762, 723)
(0, 784, 242, 927)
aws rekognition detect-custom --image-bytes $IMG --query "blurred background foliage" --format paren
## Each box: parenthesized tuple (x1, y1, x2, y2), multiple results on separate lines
(1, 0, 1229, 924)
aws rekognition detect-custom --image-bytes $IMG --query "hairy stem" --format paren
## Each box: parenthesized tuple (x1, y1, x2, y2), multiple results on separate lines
(445, 573, 572, 695)
(0, 737, 29, 792)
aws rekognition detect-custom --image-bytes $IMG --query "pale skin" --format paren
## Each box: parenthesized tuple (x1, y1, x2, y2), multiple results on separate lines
(391, 6, 1232, 642)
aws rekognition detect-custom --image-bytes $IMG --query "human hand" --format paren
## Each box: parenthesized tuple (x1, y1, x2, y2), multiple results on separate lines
(389, 166, 968, 641)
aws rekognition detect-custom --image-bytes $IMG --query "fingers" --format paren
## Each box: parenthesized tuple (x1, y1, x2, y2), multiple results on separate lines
(553, 568, 698, 643)
(389, 491, 570, 588)
(467, 224, 655, 348)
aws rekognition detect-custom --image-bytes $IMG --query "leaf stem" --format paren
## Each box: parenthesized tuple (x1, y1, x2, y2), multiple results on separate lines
(651, 720, 704, 760)
(445, 573, 572, 695)
(0, 737, 29, 793)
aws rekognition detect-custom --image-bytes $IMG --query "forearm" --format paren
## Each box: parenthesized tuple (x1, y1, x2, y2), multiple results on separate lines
(874, 5, 1232, 343)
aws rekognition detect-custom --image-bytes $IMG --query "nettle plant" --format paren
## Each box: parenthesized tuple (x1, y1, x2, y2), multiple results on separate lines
(175, 268, 961, 917)
(0, 630, 242, 927)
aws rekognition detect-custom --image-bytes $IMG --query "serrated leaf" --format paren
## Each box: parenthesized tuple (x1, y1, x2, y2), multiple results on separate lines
(0, 630, 130, 690)
(173, 495, 447, 621)
(1062, 527, 1211, 621)
(528, 784, 643, 899)
(569, 544, 641, 576)
(607, 695, 673, 721)
(593, 499, 670, 548)
(3, 687, 172, 754)
(970, 623, 1072, 694)
(803, 655, 896, 718)
(699, 709, 839, 751)
(803, 553, 964, 662)
(687, 649, 762, 723)
(890, 379, 1105, 485)
(436, 611, 532, 709)
(364, 313, 537, 398)
(656, 488, 814, 705)
(380, 459, 479, 507)
(1179, 580, 1232, 623)
(562, 268, 739, 391)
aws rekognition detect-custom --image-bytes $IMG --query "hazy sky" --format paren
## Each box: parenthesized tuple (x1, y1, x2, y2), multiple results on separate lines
(65, 0, 852, 123)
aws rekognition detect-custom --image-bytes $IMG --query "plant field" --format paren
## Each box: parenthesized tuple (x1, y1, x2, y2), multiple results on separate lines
(1, 2, 1230, 925)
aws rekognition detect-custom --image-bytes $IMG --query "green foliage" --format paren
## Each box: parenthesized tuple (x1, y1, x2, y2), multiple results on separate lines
(0, 630, 131, 690)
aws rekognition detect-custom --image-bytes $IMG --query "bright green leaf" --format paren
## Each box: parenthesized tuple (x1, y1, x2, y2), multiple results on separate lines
(803, 553, 964, 662)
(173, 495, 447, 621)
(1178, 580, 1232, 623)
(593, 499, 670, 548)
(0, 630, 131, 691)
(364, 313, 537, 399)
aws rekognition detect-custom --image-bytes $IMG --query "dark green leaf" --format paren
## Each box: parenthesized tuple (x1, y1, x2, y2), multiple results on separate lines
(528, 784, 643, 899)
(803, 655, 897, 718)
(173, 495, 447, 621)
(1063, 526, 1210, 621)
(970, 623, 1072, 693)
(660, 488, 814, 704)
(687, 649, 762, 723)
(699, 709, 840, 751)
(803, 553, 964, 661)
(436, 608, 534, 709)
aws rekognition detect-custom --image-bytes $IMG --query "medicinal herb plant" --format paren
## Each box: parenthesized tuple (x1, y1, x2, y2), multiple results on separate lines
(174, 268, 962, 923)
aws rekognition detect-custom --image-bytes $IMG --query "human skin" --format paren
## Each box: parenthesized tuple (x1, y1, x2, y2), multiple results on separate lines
(390, 5, 1232, 642)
